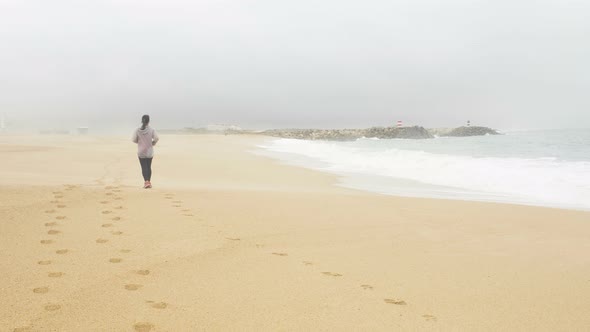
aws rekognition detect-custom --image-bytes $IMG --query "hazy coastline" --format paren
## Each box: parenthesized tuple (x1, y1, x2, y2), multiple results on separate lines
(3, 0, 590, 329)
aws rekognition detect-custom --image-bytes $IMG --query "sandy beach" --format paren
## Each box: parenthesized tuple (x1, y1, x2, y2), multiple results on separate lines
(1, 134, 590, 331)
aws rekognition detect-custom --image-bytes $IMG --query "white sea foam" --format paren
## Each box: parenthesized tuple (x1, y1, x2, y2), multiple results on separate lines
(257, 132, 590, 210)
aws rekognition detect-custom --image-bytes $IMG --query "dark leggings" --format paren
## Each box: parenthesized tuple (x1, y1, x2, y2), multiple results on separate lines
(139, 157, 153, 181)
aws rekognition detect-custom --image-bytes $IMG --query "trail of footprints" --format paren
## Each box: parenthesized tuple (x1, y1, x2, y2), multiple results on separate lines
(164, 191, 436, 323)
(103, 192, 201, 330)
(166, 191, 436, 322)
(30, 185, 78, 323)
(165, 193, 196, 217)
(22, 185, 434, 331)
(242, 217, 435, 321)
(20, 183, 166, 331)
(103, 186, 168, 331)
(101, 186, 131, 264)
(266, 249, 435, 319)
(267, 248, 434, 319)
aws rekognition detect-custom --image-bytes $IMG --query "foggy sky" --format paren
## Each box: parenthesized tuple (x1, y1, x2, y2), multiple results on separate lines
(1, 0, 589, 132)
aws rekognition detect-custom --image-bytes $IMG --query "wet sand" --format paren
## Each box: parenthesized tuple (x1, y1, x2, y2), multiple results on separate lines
(2, 134, 590, 331)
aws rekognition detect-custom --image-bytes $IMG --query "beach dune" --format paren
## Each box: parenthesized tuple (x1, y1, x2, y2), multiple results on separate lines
(1, 134, 590, 331)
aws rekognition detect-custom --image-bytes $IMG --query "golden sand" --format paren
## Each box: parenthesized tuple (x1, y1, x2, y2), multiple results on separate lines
(1, 134, 590, 331)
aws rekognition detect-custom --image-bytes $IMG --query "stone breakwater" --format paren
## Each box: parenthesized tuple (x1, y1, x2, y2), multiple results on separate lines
(440, 126, 500, 137)
(261, 126, 433, 141)
(162, 126, 499, 140)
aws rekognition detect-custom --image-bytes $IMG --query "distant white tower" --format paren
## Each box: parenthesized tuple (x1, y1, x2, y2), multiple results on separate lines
(396, 120, 403, 128)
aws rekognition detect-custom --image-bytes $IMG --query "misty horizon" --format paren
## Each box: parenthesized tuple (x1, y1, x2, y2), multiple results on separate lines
(1, 1, 589, 133)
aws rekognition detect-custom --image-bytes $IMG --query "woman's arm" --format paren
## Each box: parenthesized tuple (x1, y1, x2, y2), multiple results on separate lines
(152, 130, 159, 146)
(132, 129, 139, 143)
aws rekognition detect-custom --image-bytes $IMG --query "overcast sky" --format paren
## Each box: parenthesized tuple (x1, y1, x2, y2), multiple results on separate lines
(1, 0, 589, 131)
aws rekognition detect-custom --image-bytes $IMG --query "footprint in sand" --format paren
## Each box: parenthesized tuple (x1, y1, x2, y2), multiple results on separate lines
(256, 244, 265, 248)
(384, 299, 407, 305)
(105, 186, 114, 190)
(422, 314, 437, 321)
(56, 205, 66, 209)
(13, 326, 33, 332)
(120, 249, 131, 253)
(47, 230, 61, 235)
(55, 249, 69, 255)
(109, 258, 122, 263)
(48, 272, 64, 278)
(40, 240, 54, 244)
(38, 260, 52, 265)
(105, 193, 114, 196)
(172, 205, 181, 208)
(133, 322, 154, 332)
(49, 200, 60, 204)
(272, 252, 288, 256)
(101, 210, 112, 214)
(182, 209, 191, 212)
(135, 269, 150, 276)
(33, 287, 49, 294)
(52, 191, 63, 195)
(54, 195, 64, 199)
(111, 231, 123, 235)
(183, 213, 194, 217)
(114, 197, 123, 201)
(96, 238, 109, 243)
(45, 222, 58, 227)
(149, 302, 168, 309)
(302, 261, 313, 266)
(101, 223, 113, 228)
(361, 284, 374, 290)
(111, 216, 121, 221)
(124, 284, 142, 291)
(112, 189, 121, 192)
(226, 238, 241, 241)
(321, 272, 343, 277)
(100, 201, 110, 204)
(45, 209, 56, 214)
(114, 206, 124, 210)
(44, 304, 61, 311)
(172, 200, 182, 203)
(55, 216, 66, 220)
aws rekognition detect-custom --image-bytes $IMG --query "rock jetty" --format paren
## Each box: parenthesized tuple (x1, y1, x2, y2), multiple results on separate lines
(261, 126, 433, 141)
(440, 126, 499, 137)
(160, 125, 498, 140)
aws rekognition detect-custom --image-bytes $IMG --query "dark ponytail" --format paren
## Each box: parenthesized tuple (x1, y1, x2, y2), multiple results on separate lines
(141, 114, 150, 130)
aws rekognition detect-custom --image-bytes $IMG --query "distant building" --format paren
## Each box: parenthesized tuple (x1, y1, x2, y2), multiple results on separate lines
(206, 124, 242, 131)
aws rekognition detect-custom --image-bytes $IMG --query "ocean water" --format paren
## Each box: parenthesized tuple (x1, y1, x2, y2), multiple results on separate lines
(256, 129, 590, 211)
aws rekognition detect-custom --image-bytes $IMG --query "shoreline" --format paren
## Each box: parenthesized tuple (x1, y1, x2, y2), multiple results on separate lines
(2, 134, 590, 331)
(256, 135, 590, 212)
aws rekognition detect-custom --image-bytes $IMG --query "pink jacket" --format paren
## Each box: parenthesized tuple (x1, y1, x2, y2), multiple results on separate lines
(132, 126, 159, 158)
